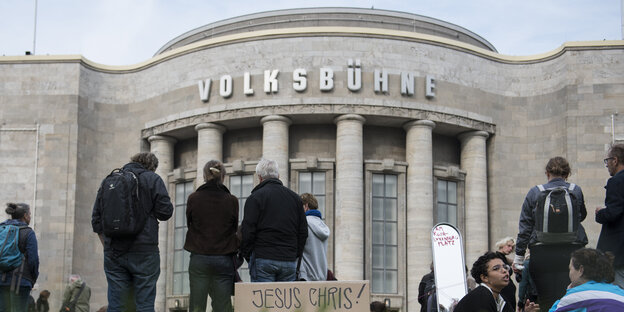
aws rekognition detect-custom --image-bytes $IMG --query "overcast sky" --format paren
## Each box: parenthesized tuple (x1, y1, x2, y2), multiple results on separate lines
(1, 0, 621, 66)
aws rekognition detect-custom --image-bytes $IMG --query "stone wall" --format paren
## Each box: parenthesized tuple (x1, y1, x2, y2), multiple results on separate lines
(1, 27, 623, 311)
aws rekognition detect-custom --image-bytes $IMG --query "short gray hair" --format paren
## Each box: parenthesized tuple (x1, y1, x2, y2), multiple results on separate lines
(256, 159, 279, 179)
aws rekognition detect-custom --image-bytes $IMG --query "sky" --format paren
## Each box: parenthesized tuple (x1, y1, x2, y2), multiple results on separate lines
(1, 0, 622, 66)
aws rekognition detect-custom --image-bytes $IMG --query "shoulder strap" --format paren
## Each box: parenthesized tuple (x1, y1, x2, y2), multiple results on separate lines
(70, 282, 86, 310)
(17, 226, 32, 253)
(568, 183, 576, 191)
(537, 184, 545, 192)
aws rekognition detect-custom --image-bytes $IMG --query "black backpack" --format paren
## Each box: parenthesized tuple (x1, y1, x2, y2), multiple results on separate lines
(534, 183, 580, 244)
(99, 168, 146, 238)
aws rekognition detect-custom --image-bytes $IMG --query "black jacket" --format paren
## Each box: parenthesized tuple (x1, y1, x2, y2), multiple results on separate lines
(596, 169, 624, 268)
(454, 285, 514, 312)
(240, 178, 308, 261)
(418, 271, 435, 312)
(184, 180, 239, 255)
(91, 162, 173, 253)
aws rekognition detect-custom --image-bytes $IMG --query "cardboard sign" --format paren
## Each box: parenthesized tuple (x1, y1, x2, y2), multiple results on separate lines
(234, 280, 370, 312)
(431, 223, 467, 311)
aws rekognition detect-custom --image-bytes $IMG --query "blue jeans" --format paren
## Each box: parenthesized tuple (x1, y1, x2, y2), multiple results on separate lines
(104, 251, 160, 312)
(249, 254, 297, 282)
(189, 254, 234, 312)
(0, 286, 31, 312)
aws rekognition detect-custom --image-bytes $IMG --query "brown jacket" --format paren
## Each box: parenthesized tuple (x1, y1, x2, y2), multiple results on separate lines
(184, 180, 239, 255)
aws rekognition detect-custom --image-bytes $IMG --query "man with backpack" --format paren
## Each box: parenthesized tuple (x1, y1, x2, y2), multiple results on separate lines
(513, 157, 588, 310)
(91, 152, 173, 312)
(596, 144, 624, 288)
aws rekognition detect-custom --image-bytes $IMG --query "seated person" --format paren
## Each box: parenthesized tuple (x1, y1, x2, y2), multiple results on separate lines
(550, 248, 624, 311)
(455, 252, 539, 312)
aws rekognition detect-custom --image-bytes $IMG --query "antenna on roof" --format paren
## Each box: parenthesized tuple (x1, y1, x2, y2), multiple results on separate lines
(33, 0, 38, 55)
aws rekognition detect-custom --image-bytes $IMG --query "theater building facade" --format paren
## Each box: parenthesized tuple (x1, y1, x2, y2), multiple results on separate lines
(1, 7, 623, 311)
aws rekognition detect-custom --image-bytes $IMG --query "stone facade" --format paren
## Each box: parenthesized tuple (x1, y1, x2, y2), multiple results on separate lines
(1, 8, 623, 312)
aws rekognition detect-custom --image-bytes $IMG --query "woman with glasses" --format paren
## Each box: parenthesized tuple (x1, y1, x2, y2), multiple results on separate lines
(495, 237, 517, 310)
(455, 251, 539, 312)
(549, 248, 624, 311)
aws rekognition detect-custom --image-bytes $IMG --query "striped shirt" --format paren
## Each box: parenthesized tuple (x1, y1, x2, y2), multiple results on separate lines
(549, 281, 624, 312)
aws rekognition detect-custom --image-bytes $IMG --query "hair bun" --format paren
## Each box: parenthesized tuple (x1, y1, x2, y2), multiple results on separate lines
(5, 203, 17, 214)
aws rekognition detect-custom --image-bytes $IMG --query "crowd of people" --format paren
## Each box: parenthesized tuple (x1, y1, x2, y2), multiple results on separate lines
(421, 144, 624, 312)
(1, 142, 623, 311)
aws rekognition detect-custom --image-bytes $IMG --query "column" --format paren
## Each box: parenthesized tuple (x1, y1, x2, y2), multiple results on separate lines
(403, 119, 435, 310)
(148, 135, 176, 312)
(458, 130, 489, 264)
(261, 115, 291, 185)
(334, 114, 365, 280)
(195, 123, 225, 183)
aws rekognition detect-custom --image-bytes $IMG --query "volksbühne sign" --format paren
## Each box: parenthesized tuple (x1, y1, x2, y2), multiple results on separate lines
(234, 280, 370, 312)
(198, 59, 436, 102)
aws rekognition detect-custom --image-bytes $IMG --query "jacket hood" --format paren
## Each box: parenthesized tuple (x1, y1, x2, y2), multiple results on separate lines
(71, 279, 84, 288)
(307, 216, 330, 241)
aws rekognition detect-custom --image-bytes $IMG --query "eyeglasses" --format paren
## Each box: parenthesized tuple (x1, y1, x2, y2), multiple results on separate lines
(489, 264, 510, 272)
(604, 157, 615, 165)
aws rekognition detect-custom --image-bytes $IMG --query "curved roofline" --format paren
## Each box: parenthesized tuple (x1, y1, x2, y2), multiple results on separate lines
(155, 7, 497, 55)
(2, 30, 622, 73)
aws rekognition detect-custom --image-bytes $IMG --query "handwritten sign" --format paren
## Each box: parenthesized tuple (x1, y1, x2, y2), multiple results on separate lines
(431, 223, 467, 312)
(432, 225, 460, 247)
(234, 281, 370, 312)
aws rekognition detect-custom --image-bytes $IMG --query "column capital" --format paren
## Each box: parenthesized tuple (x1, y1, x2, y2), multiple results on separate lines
(260, 115, 292, 125)
(458, 130, 489, 142)
(195, 122, 226, 133)
(403, 119, 435, 131)
(147, 135, 177, 144)
(334, 114, 366, 124)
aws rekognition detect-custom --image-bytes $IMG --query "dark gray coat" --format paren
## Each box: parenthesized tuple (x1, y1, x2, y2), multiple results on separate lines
(515, 178, 588, 257)
(596, 169, 624, 268)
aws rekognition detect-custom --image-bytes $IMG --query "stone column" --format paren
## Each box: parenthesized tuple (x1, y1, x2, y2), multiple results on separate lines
(403, 120, 435, 310)
(458, 130, 489, 263)
(334, 114, 365, 280)
(261, 115, 291, 186)
(148, 135, 176, 312)
(195, 123, 225, 183)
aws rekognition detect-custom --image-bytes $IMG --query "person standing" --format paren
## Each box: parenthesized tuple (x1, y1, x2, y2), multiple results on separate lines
(0, 203, 39, 312)
(494, 237, 517, 310)
(417, 264, 434, 312)
(595, 143, 624, 288)
(240, 159, 308, 282)
(92, 152, 173, 311)
(35, 290, 49, 312)
(184, 160, 239, 312)
(60, 274, 90, 312)
(513, 156, 587, 309)
(299, 193, 330, 281)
